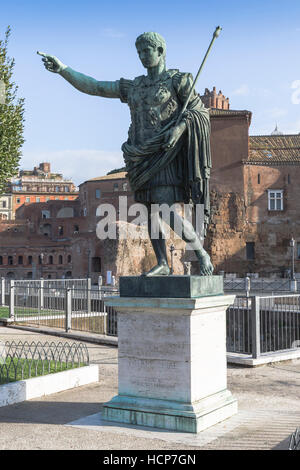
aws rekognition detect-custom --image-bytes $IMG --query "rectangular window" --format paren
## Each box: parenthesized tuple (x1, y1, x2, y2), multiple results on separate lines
(2, 201, 6, 208)
(268, 190, 283, 211)
(36, 197, 40, 203)
(92, 257, 101, 272)
(246, 242, 255, 260)
(95, 189, 101, 199)
(26, 197, 30, 203)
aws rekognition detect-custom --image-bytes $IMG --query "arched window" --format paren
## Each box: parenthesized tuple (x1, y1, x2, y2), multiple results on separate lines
(27, 272, 33, 279)
(42, 210, 50, 219)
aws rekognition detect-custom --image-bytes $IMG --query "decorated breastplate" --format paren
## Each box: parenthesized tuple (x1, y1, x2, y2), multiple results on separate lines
(127, 70, 180, 145)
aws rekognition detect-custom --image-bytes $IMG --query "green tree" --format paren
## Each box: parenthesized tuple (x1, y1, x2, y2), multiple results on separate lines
(0, 26, 25, 194)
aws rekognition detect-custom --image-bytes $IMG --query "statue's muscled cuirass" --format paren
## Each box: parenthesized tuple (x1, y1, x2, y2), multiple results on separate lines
(126, 69, 180, 146)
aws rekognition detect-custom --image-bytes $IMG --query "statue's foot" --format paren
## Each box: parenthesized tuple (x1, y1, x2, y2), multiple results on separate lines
(196, 250, 214, 276)
(142, 263, 170, 277)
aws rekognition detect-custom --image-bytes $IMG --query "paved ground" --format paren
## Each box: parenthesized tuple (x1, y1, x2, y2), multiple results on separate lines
(0, 325, 299, 450)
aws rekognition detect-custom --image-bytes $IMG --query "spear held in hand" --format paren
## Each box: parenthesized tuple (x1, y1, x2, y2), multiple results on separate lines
(175, 26, 222, 126)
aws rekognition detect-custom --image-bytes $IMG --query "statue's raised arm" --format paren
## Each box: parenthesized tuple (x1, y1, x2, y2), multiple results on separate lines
(37, 51, 120, 98)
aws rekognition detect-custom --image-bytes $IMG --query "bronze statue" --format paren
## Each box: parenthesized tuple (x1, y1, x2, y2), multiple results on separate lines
(38, 31, 215, 276)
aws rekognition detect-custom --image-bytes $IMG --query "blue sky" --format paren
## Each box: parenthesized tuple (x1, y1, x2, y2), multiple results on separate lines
(1, 0, 300, 185)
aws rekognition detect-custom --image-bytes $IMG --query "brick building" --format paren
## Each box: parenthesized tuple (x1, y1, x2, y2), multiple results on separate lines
(201, 87, 230, 110)
(7, 162, 78, 218)
(0, 89, 299, 281)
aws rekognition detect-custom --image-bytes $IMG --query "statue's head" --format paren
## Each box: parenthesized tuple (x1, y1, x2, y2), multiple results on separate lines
(135, 32, 166, 69)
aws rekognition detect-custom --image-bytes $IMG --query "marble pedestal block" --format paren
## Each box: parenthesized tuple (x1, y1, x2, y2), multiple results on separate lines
(103, 294, 237, 433)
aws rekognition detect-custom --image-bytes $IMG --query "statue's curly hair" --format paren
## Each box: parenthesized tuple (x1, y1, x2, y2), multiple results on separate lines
(135, 32, 166, 61)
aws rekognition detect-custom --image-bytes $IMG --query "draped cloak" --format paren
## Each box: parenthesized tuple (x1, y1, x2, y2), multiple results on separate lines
(118, 69, 212, 235)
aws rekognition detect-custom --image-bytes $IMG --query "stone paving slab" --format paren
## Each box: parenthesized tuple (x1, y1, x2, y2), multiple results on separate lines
(66, 409, 300, 450)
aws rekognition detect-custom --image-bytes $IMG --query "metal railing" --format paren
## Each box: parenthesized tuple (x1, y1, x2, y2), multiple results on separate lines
(224, 277, 293, 294)
(289, 428, 300, 450)
(0, 340, 89, 384)
(3, 280, 299, 359)
(227, 295, 300, 358)
(5, 282, 118, 336)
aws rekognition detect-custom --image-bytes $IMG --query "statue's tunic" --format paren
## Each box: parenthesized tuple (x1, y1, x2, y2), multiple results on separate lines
(119, 69, 196, 204)
(117, 68, 211, 234)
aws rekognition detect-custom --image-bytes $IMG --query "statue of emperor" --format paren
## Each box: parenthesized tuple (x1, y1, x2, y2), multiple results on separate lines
(38, 31, 214, 276)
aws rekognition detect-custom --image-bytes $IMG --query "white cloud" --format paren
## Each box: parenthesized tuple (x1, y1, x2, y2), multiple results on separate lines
(291, 80, 300, 104)
(284, 119, 300, 134)
(20, 149, 124, 186)
(231, 84, 250, 96)
(268, 107, 288, 119)
(101, 28, 125, 39)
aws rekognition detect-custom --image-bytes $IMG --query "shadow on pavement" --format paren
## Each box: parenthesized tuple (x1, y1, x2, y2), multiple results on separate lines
(0, 400, 106, 425)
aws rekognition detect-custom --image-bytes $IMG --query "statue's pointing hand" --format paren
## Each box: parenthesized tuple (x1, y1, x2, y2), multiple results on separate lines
(37, 51, 66, 74)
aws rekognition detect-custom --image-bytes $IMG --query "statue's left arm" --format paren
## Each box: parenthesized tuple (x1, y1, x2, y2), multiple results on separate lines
(164, 72, 205, 150)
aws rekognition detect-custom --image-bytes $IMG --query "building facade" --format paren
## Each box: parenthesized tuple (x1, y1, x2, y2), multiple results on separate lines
(7, 162, 78, 218)
(1, 90, 299, 281)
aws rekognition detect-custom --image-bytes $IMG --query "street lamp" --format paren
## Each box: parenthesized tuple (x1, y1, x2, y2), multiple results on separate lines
(289, 238, 297, 292)
(40, 253, 44, 279)
(170, 244, 175, 275)
(290, 238, 295, 280)
(87, 248, 91, 279)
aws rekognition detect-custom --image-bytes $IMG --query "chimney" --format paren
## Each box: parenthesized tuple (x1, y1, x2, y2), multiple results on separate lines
(200, 87, 230, 110)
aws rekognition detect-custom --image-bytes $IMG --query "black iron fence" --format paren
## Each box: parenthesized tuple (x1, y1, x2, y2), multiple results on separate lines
(0, 340, 89, 384)
(227, 295, 300, 357)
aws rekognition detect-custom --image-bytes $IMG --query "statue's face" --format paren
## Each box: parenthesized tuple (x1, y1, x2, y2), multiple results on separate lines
(136, 42, 163, 69)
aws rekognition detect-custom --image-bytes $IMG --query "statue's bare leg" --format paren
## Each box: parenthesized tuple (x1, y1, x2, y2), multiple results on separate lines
(142, 204, 170, 276)
(169, 211, 213, 276)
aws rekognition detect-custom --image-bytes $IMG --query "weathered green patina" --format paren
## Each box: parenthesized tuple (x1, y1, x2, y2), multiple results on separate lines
(37, 31, 215, 276)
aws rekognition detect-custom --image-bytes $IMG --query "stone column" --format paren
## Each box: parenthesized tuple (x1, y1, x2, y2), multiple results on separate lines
(103, 276, 237, 433)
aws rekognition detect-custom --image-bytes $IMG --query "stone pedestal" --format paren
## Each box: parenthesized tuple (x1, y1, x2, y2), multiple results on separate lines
(103, 276, 237, 433)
